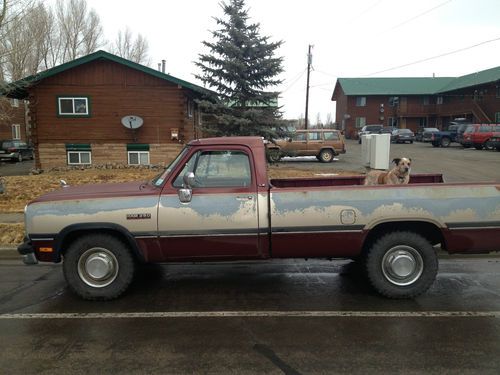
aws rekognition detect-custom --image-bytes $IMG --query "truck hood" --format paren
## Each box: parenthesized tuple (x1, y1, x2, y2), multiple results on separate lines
(30, 181, 161, 204)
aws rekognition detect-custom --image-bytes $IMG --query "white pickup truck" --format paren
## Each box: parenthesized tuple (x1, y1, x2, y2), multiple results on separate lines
(18, 137, 500, 300)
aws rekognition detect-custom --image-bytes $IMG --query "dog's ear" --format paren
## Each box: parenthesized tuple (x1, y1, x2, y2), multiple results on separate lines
(409, 158, 412, 163)
(392, 158, 401, 165)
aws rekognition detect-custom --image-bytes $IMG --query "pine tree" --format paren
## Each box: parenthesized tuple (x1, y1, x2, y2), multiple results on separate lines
(195, 0, 284, 139)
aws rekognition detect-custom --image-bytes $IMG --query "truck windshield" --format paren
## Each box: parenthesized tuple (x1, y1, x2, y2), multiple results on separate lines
(151, 146, 190, 187)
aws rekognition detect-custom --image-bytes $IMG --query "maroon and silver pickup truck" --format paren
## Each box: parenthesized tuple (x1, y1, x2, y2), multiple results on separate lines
(18, 137, 500, 300)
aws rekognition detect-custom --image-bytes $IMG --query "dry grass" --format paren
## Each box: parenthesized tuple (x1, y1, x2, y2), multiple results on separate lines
(0, 165, 359, 245)
(0, 224, 24, 245)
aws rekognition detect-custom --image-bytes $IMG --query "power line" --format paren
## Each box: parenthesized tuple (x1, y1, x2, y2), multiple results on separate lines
(281, 68, 307, 93)
(365, 35, 500, 76)
(387, 0, 453, 31)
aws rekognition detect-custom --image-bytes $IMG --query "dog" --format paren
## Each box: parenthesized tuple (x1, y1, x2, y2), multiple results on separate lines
(364, 158, 412, 185)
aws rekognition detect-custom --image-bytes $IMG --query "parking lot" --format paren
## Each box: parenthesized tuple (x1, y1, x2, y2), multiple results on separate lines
(1, 139, 500, 374)
(280, 139, 500, 183)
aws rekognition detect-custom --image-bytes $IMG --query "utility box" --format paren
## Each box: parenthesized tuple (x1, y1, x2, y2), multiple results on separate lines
(369, 134, 391, 170)
(361, 135, 372, 167)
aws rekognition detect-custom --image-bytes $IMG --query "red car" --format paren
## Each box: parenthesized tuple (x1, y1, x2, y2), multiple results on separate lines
(461, 124, 500, 150)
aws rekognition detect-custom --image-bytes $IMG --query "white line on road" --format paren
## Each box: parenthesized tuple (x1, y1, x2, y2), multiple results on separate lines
(1, 311, 500, 319)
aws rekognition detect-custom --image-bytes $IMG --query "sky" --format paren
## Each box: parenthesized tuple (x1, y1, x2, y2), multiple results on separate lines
(83, 0, 500, 124)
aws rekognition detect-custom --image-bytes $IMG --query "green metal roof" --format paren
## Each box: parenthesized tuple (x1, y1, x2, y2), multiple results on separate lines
(438, 65, 500, 92)
(334, 65, 500, 97)
(2, 50, 213, 98)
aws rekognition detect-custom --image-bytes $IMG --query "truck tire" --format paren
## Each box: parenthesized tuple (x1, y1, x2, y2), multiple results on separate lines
(440, 137, 451, 147)
(365, 231, 438, 299)
(63, 234, 135, 300)
(474, 144, 483, 150)
(17, 153, 23, 162)
(267, 149, 281, 163)
(484, 140, 494, 150)
(319, 149, 334, 163)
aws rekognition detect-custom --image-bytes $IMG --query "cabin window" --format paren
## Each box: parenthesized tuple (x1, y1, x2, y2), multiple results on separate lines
(58, 97, 90, 116)
(356, 96, 366, 107)
(422, 96, 429, 105)
(67, 151, 91, 165)
(496, 112, 500, 123)
(436, 96, 443, 105)
(12, 124, 21, 140)
(127, 144, 150, 165)
(128, 152, 150, 165)
(10, 98, 19, 107)
(66, 144, 91, 165)
(187, 100, 194, 118)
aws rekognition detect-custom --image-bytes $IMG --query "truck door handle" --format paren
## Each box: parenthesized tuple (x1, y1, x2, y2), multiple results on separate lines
(236, 196, 253, 201)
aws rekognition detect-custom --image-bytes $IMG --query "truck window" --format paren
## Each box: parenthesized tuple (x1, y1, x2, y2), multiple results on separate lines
(173, 150, 252, 188)
(293, 133, 306, 141)
(323, 132, 339, 140)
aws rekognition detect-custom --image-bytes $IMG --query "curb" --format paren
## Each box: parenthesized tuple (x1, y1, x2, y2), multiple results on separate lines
(0, 247, 21, 259)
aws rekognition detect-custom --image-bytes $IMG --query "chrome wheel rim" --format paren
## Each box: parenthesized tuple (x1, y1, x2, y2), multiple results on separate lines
(77, 247, 119, 288)
(321, 152, 333, 162)
(381, 245, 423, 286)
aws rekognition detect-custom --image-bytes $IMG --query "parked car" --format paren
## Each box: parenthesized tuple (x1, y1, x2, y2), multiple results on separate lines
(430, 124, 469, 147)
(461, 124, 500, 150)
(415, 127, 439, 142)
(488, 132, 500, 151)
(358, 124, 383, 144)
(0, 140, 33, 162)
(267, 129, 346, 163)
(391, 129, 415, 143)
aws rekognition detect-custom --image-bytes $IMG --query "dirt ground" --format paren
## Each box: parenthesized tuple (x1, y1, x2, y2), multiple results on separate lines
(0, 165, 359, 245)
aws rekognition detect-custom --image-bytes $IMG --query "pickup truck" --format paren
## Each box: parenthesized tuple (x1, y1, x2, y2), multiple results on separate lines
(430, 123, 468, 147)
(18, 137, 500, 300)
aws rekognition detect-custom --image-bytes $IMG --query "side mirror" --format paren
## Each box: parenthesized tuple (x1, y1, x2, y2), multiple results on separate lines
(178, 172, 195, 203)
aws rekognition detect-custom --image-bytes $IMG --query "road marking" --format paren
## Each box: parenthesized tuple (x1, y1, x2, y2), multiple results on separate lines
(0, 311, 500, 319)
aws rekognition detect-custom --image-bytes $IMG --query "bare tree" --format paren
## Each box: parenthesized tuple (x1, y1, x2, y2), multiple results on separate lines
(56, 0, 103, 62)
(325, 113, 333, 128)
(112, 27, 150, 64)
(315, 113, 323, 128)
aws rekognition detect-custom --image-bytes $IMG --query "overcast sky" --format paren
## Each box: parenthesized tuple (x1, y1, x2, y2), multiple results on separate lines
(84, 0, 500, 123)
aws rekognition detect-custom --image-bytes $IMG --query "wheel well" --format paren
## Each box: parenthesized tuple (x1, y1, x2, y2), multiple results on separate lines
(56, 227, 144, 262)
(362, 221, 445, 254)
(319, 147, 336, 155)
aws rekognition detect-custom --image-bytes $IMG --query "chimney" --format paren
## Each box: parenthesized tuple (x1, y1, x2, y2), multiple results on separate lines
(162, 59, 166, 73)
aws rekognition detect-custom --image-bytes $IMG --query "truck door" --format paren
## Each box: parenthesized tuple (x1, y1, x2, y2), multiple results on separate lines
(158, 146, 261, 259)
(306, 131, 322, 154)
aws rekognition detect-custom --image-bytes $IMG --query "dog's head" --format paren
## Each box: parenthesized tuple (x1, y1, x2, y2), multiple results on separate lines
(392, 157, 412, 176)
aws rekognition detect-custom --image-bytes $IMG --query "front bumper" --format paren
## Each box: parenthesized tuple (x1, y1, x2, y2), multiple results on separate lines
(17, 237, 38, 265)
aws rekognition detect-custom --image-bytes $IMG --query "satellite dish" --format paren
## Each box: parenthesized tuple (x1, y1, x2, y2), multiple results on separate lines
(121, 115, 144, 130)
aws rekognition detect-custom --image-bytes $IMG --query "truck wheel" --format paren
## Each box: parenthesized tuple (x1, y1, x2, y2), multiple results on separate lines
(17, 153, 23, 162)
(440, 137, 450, 147)
(319, 149, 334, 163)
(63, 234, 135, 300)
(474, 144, 483, 150)
(365, 231, 438, 299)
(267, 149, 281, 163)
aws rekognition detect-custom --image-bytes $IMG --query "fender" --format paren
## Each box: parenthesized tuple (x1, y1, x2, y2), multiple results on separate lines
(53, 222, 146, 263)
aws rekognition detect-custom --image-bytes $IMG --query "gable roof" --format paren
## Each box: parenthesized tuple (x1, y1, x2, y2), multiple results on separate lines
(332, 65, 500, 99)
(3, 50, 213, 98)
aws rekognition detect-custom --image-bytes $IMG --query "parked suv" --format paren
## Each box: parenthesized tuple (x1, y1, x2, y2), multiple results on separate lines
(267, 129, 346, 163)
(357, 124, 383, 144)
(0, 140, 33, 162)
(461, 124, 500, 149)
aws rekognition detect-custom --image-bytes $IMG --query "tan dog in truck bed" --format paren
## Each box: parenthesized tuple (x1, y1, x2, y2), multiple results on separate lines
(364, 158, 412, 185)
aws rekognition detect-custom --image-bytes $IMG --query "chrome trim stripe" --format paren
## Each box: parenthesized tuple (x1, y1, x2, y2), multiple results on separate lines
(273, 230, 363, 235)
(446, 221, 500, 229)
(272, 225, 365, 233)
(30, 237, 55, 241)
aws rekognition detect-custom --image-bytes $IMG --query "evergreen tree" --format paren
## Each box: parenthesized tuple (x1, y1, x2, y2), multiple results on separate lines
(195, 0, 284, 139)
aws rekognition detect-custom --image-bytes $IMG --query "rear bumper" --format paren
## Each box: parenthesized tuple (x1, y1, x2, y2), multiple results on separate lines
(0, 152, 17, 160)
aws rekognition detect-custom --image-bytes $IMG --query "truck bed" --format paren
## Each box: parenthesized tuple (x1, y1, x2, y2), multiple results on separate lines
(270, 173, 444, 188)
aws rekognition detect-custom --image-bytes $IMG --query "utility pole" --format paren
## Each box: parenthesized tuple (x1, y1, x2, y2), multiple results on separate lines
(304, 45, 313, 129)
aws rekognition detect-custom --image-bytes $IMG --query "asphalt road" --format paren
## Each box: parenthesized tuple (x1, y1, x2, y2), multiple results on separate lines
(1, 258, 500, 374)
